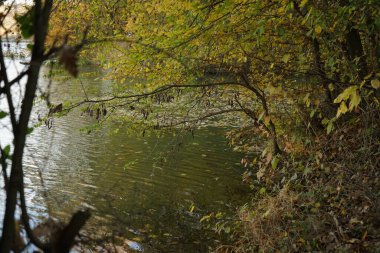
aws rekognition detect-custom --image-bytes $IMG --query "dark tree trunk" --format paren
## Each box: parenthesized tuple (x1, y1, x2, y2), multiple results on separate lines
(346, 27, 368, 79)
(0, 1, 53, 252)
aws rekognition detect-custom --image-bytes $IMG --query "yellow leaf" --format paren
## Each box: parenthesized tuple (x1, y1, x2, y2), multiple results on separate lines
(328, 83, 334, 91)
(282, 54, 290, 63)
(348, 91, 361, 111)
(314, 25, 322, 35)
(300, 0, 308, 7)
(298, 238, 306, 244)
(258, 112, 265, 122)
(189, 204, 195, 213)
(132, 237, 142, 242)
(333, 86, 358, 103)
(361, 230, 368, 240)
(371, 79, 380, 89)
(336, 101, 348, 118)
(264, 116, 271, 126)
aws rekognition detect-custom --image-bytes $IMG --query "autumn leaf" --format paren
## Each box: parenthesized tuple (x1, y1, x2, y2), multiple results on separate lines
(371, 79, 380, 89)
(336, 101, 348, 118)
(314, 25, 322, 35)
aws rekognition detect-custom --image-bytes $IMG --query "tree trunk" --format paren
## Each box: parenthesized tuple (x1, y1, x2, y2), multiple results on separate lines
(346, 27, 368, 79)
(0, 1, 53, 252)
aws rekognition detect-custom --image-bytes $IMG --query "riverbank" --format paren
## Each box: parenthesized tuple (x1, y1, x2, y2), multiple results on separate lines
(215, 110, 380, 252)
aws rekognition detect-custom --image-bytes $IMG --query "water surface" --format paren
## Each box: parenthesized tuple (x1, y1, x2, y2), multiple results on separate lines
(0, 43, 249, 252)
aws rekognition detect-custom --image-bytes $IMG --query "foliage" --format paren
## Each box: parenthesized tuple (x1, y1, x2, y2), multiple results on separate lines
(46, 0, 380, 251)
(49, 0, 379, 150)
(215, 110, 380, 252)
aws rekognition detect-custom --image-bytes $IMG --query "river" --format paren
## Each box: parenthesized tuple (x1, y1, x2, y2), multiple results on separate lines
(0, 42, 250, 252)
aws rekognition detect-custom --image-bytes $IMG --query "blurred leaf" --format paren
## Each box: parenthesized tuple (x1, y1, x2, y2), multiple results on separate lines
(59, 46, 79, 77)
(336, 101, 348, 118)
(3, 145, 10, 156)
(300, 0, 308, 7)
(371, 79, 380, 89)
(264, 116, 271, 126)
(200, 215, 211, 222)
(0, 111, 8, 119)
(327, 121, 334, 134)
(27, 127, 34, 135)
(282, 54, 290, 63)
(271, 156, 279, 169)
(314, 25, 322, 35)
(15, 8, 35, 38)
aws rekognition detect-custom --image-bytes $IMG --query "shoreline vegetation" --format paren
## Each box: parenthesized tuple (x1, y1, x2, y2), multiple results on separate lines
(0, 0, 379, 252)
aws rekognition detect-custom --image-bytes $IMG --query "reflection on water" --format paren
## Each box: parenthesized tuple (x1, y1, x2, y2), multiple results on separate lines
(1, 43, 249, 252)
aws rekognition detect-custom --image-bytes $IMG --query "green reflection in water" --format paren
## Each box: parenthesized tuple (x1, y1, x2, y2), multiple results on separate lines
(22, 64, 250, 252)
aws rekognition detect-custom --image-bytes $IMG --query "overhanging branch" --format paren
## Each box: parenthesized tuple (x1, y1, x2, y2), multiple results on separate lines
(64, 81, 243, 111)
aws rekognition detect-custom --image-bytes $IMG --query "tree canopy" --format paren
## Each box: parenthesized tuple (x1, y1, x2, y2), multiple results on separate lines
(0, 0, 378, 251)
(49, 0, 380, 154)
(47, 1, 380, 251)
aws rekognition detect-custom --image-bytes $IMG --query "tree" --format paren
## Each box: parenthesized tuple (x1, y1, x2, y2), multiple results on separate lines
(49, 0, 380, 154)
(44, 0, 380, 251)
(0, 1, 89, 252)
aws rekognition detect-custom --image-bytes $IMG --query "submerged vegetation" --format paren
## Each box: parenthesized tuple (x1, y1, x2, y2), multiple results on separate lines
(0, 0, 379, 252)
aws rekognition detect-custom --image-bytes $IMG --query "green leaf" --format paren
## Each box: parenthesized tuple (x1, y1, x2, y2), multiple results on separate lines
(303, 93, 311, 107)
(310, 109, 316, 118)
(271, 156, 280, 169)
(277, 27, 285, 36)
(15, 8, 35, 39)
(374, 17, 380, 30)
(27, 127, 34, 135)
(3, 145, 11, 157)
(0, 111, 8, 119)
(303, 166, 312, 176)
(282, 54, 291, 63)
(27, 43, 34, 50)
(257, 26, 264, 36)
(327, 121, 334, 134)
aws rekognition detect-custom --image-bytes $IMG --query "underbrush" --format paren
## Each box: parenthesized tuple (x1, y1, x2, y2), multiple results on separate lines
(215, 110, 380, 252)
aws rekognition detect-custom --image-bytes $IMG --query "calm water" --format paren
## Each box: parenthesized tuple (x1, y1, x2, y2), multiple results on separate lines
(0, 42, 249, 252)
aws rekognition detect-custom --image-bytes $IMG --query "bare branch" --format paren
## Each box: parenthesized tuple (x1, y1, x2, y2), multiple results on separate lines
(64, 81, 242, 111)
(156, 108, 245, 128)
